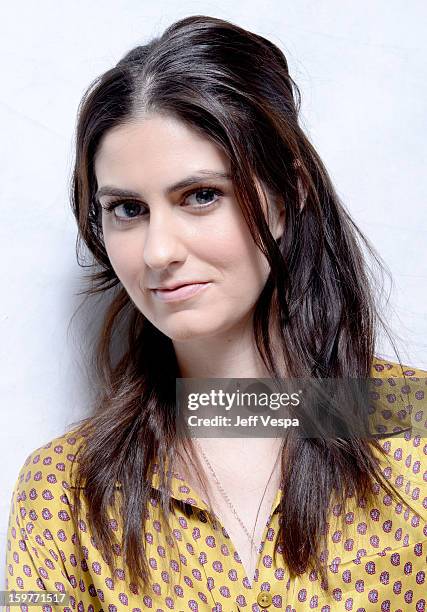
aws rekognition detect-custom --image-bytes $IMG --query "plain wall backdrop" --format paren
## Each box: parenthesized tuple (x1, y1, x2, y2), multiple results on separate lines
(1, 0, 426, 586)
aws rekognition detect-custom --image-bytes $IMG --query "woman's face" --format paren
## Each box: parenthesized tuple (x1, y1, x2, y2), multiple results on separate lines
(94, 113, 284, 342)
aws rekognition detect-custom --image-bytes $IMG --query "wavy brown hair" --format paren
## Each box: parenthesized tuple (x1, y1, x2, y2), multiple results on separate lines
(67, 14, 417, 596)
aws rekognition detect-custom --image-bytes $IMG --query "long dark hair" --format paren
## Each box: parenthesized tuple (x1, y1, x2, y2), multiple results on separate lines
(67, 14, 416, 595)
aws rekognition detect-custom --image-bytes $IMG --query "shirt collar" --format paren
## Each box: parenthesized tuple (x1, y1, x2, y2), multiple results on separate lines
(150, 457, 284, 515)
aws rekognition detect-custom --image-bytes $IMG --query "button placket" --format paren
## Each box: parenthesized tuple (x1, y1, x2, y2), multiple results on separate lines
(250, 508, 286, 610)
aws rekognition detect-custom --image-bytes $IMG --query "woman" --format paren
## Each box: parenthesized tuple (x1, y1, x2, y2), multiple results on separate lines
(5, 14, 426, 612)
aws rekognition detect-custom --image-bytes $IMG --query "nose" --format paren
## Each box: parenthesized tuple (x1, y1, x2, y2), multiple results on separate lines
(142, 209, 187, 271)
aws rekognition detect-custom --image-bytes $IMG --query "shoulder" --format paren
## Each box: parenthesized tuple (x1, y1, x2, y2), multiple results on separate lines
(8, 426, 86, 524)
(370, 355, 426, 425)
(12, 426, 84, 492)
(369, 356, 427, 521)
(371, 354, 427, 378)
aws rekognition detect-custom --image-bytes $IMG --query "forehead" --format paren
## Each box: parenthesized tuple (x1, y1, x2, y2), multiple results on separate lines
(94, 114, 230, 186)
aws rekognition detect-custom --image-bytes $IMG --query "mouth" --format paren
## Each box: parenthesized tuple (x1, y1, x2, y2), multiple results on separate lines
(151, 282, 212, 303)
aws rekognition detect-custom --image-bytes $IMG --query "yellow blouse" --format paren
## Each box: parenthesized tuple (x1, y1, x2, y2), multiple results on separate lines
(5, 358, 427, 612)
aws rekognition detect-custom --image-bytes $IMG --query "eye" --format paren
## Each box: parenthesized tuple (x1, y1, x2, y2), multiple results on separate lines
(101, 186, 223, 225)
(183, 187, 222, 209)
(102, 200, 145, 223)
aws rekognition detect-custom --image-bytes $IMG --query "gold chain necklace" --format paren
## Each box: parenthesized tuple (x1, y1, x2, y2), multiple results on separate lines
(193, 438, 278, 554)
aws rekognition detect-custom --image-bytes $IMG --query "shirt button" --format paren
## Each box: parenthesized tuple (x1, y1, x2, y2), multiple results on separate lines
(257, 591, 272, 607)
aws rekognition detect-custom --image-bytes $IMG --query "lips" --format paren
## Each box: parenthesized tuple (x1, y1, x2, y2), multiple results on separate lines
(151, 282, 212, 303)
(152, 281, 205, 291)
(156, 283, 191, 291)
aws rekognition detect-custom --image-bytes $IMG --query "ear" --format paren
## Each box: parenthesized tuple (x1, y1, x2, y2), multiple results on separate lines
(273, 200, 286, 242)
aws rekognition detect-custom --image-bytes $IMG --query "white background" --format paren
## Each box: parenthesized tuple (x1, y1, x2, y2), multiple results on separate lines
(1, 0, 426, 585)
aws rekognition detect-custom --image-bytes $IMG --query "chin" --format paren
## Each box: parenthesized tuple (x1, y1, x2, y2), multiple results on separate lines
(161, 323, 220, 342)
(152, 310, 228, 342)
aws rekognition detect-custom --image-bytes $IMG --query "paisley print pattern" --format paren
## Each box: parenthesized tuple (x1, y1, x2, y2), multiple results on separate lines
(5, 358, 427, 611)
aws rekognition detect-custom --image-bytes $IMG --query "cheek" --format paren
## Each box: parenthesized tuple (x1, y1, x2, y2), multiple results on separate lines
(103, 232, 143, 283)
(203, 218, 270, 287)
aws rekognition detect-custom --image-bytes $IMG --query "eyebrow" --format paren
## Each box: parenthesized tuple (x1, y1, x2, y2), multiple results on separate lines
(95, 170, 232, 202)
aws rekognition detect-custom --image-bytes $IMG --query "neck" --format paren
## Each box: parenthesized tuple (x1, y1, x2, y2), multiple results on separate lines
(173, 309, 286, 379)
